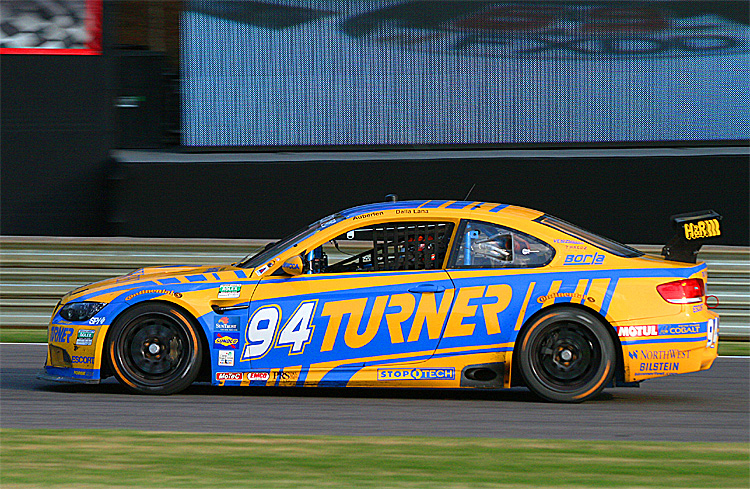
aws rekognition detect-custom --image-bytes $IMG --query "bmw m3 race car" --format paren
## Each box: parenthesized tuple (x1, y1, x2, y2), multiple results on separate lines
(39, 200, 721, 402)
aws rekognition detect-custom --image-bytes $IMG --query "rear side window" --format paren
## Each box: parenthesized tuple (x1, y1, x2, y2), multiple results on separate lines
(321, 221, 455, 273)
(448, 220, 554, 269)
(536, 215, 643, 258)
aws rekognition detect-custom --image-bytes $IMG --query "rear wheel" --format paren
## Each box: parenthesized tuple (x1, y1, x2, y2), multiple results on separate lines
(108, 303, 202, 395)
(518, 308, 615, 403)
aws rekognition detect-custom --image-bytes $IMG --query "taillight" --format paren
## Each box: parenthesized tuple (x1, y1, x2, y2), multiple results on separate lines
(657, 278, 705, 304)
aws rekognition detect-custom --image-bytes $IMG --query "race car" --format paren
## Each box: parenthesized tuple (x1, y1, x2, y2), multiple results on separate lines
(39, 199, 721, 402)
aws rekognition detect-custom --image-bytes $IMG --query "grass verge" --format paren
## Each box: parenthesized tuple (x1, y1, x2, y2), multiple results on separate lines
(0, 329, 46, 343)
(718, 340, 750, 357)
(1, 429, 748, 488)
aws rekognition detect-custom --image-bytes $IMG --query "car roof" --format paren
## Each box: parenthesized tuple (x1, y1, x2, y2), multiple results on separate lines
(340, 200, 543, 221)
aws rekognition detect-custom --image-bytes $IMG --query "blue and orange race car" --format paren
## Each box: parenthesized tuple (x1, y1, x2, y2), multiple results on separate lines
(40, 200, 721, 402)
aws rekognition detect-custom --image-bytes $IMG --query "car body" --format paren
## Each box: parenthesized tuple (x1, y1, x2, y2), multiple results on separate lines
(39, 200, 721, 402)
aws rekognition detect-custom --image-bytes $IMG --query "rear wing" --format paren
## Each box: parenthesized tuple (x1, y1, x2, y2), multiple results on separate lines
(662, 210, 722, 263)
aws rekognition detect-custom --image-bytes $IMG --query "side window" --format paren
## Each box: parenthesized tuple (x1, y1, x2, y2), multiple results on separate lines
(314, 221, 455, 273)
(448, 220, 554, 269)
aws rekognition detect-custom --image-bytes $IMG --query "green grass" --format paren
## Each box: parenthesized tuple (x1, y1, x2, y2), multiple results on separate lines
(718, 340, 750, 357)
(0, 328, 46, 343)
(0, 430, 748, 488)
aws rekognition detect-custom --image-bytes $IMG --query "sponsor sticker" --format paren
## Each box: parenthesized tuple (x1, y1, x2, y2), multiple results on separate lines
(563, 253, 605, 265)
(658, 323, 701, 335)
(75, 329, 96, 346)
(218, 284, 241, 299)
(215, 316, 241, 332)
(617, 325, 659, 337)
(125, 289, 182, 301)
(377, 368, 455, 381)
(71, 355, 94, 365)
(49, 326, 74, 343)
(246, 372, 270, 381)
(218, 350, 234, 367)
(684, 219, 721, 240)
(216, 372, 242, 381)
(214, 332, 240, 350)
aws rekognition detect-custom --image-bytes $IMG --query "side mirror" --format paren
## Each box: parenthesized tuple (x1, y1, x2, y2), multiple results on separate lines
(281, 255, 304, 276)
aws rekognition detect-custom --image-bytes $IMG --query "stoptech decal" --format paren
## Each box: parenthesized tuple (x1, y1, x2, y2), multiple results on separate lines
(377, 368, 455, 381)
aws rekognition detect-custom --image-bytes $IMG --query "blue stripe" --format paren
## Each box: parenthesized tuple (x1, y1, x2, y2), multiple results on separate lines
(295, 367, 309, 387)
(446, 201, 471, 209)
(418, 200, 449, 209)
(212, 273, 221, 280)
(620, 337, 705, 346)
(234, 270, 247, 279)
(158, 278, 181, 285)
(186, 275, 206, 282)
(488, 204, 509, 213)
(599, 278, 619, 316)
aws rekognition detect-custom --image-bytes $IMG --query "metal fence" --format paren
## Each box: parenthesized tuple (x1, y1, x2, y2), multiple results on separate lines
(1, 237, 747, 339)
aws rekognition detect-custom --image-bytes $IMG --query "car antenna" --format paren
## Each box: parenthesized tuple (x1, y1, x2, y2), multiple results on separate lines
(464, 184, 476, 201)
(385, 194, 398, 202)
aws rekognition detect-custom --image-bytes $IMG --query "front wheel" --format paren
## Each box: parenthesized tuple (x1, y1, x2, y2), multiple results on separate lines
(518, 308, 615, 403)
(107, 303, 202, 395)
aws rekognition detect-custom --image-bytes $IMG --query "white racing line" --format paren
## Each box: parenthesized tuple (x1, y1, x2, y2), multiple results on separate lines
(3, 342, 749, 359)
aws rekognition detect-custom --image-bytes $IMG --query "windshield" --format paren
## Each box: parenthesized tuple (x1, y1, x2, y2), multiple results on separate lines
(536, 215, 643, 258)
(237, 214, 342, 268)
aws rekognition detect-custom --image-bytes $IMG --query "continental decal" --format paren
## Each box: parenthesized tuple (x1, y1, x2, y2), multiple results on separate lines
(125, 289, 182, 301)
(537, 292, 595, 304)
(684, 219, 720, 240)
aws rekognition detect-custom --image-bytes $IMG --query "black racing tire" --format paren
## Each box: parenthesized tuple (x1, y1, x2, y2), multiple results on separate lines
(518, 308, 615, 403)
(107, 303, 202, 395)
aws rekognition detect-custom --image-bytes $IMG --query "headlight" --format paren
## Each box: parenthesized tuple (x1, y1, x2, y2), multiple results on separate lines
(59, 302, 107, 322)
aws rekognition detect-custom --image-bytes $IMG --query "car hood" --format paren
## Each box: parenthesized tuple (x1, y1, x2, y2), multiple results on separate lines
(60, 265, 253, 303)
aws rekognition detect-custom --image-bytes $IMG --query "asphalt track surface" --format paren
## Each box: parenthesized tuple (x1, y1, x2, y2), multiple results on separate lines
(2, 344, 747, 442)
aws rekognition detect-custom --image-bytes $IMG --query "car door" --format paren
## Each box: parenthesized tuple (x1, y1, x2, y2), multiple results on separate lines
(241, 219, 457, 386)
(440, 219, 556, 354)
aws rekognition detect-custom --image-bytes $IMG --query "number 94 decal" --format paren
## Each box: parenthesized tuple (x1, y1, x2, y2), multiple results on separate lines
(240, 301, 318, 361)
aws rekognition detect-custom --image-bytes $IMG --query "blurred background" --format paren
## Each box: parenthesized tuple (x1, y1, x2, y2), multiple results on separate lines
(1, 0, 748, 336)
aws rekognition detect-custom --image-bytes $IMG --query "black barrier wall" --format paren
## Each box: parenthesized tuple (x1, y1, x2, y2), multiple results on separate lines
(108, 152, 748, 245)
(0, 54, 112, 236)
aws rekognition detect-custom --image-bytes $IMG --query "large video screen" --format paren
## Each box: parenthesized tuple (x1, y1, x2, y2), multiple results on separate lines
(182, 1, 750, 147)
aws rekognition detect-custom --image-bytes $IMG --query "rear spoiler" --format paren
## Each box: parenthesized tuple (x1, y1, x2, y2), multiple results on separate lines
(662, 210, 722, 263)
